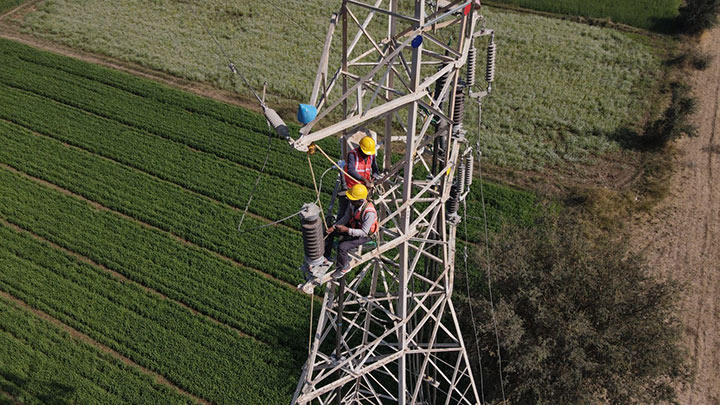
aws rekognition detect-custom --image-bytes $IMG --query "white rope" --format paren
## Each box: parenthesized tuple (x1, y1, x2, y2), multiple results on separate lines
(307, 154, 329, 230)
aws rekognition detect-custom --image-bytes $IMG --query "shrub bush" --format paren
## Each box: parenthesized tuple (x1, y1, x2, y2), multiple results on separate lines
(643, 82, 698, 148)
(459, 215, 690, 404)
(678, 0, 720, 35)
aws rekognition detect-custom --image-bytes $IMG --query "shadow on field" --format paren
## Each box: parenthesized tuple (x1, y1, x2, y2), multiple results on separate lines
(0, 370, 76, 405)
(649, 16, 681, 35)
(596, 126, 646, 150)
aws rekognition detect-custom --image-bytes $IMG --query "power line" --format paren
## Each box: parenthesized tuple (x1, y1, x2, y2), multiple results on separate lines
(475, 139, 507, 402)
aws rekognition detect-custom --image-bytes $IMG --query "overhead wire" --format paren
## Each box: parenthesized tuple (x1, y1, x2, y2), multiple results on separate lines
(307, 154, 329, 230)
(184, 1, 289, 234)
(238, 129, 274, 232)
(462, 199, 486, 405)
(188, 1, 264, 105)
(474, 100, 507, 403)
(236, 207, 305, 236)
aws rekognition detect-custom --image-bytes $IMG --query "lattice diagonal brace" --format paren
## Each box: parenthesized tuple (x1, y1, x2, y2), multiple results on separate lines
(290, 1, 494, 403)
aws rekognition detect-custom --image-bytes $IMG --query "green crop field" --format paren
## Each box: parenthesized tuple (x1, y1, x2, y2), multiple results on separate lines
(488, 0, 681, 31)
(0, 0, 22, 14)
(0, 296, 197, 404)
(0, 38, 540, 403)
(19, 0, 667, 169)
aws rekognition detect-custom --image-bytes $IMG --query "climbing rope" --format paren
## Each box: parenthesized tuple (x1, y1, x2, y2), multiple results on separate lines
(313, 143, 354, 182)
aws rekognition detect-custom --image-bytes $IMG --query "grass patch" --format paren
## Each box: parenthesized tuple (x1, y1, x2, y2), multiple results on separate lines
(0, 296, 196, 405)
(20, 1, 668, 169)
(0, 0, 23, 14)
(485, 0, 681, 31)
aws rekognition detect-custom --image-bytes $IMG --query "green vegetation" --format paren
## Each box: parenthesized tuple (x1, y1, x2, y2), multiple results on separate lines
(0, 0, 23, 14)
(0, 167, 311, 351)
(0, 38, 546, 403)
(465, 180, 541, 242)
(643, 82, 698, 148)
(21, 1, 666, 169)
(487, 0, 681, 31)
(0, 296, 197, 405)
(0, 223, 299, 404)
(460, 216, 690, 404)
(678, 0, 720, 34)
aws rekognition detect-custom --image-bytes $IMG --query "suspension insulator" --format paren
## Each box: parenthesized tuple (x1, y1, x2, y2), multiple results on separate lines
(263, 106, 290, 140)
(453, 85, 466, 130)
(299, 203, 324, 265)
(486, 42, 496, 83)
(447, 182, 460, 216)
(467, 46, 477, 88)
(456, 158, 466, 194)
(465, 153, 474, 191)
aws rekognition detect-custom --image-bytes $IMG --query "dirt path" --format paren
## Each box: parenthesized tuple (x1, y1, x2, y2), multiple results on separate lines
(632, 27, 720, 405)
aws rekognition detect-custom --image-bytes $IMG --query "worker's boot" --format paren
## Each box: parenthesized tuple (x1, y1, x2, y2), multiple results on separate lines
(332, 265, 351, 279)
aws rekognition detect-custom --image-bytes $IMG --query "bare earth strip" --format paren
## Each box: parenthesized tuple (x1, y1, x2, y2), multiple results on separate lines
(0, 290, 210, 405)
(631, 28, 720, 405)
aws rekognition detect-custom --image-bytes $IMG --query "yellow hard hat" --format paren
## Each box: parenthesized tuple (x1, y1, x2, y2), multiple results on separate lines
(359, 136, 376, 155)
(346, 183, 368, 201)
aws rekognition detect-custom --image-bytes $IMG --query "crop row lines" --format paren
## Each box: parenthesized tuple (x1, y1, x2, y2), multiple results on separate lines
(0, 163, 318, 352)
(7, 43, 276, 135)
(0, 76, 322, 195)
(0, 60, 337, 192)
(0, 290, 208, 405)
(0, 118, 309, 284)
(0, 162, 295, 291)
(0, 216, 261, 346)
(0, 117, 300, 235)
(0, 84, 326, 229)
(0, 218, 299, 403)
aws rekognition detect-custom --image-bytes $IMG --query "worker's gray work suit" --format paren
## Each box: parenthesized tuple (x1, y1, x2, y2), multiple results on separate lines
(324, 201, 377, 271)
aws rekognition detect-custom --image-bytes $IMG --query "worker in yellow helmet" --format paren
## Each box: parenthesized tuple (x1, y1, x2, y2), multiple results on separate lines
(337, 135, 380, 221)
(325, 183, 379, 279)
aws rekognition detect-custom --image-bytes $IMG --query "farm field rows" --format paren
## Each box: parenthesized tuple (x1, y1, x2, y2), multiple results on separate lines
(487, 0, 680, 31)
(0, 222, 297, 404)
(0, 295, 196, 405)
(0, 37, 541, 403)
(20, 0, 667, 168)
(0, 0, 21, 14)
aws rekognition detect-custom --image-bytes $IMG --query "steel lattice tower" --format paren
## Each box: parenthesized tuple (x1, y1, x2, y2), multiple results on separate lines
(288, 1, 495, 403)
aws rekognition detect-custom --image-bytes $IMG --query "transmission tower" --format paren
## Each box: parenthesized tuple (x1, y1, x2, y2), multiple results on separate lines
(286, 1, 496, 403)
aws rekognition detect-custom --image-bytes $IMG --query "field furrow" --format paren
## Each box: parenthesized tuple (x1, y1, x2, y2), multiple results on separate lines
(0, 295, 199, 405)
(0, 118, 311, 284)
(0, 166, 311, 352)
(0, 42, 341, 191)
(0, 224, 299, 404)
(0, 83, 328, 224)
